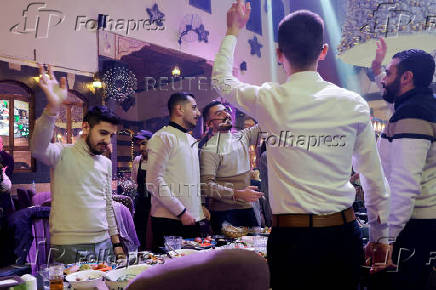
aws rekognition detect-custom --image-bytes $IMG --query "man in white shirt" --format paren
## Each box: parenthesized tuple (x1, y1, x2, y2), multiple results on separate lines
(132, 130, 153, 250)
(372, 39, 436, 290)
(213, 2, 390, 289)
(31, 65, 124, 264)
(146, 92, 207, 252)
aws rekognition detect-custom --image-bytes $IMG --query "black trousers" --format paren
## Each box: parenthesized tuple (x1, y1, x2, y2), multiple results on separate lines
(390, 219, 436, 290)
(151, 217, 210, 253)
(267, 220, 364, 290)
(367, 219, 436, 290)
(210, 207, 259, 234)
(134, 192, 151, 251)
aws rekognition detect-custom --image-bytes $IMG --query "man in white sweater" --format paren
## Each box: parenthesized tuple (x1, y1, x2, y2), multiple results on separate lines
(146, 92, 206, 252)
(200, 100, 263, 234)
(31, 65, 123, 264)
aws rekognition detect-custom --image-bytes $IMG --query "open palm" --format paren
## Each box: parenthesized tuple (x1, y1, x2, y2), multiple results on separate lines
(37, 64, 68, 107)
(227, 0, 251, 33)
(375, 38, 387, 63)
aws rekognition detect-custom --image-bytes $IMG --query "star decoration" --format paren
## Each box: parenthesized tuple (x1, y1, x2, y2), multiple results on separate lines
(146, 3, 165, 27)
(248, 36, 263, 58)
(195, 24, 209, 43)
(240, 61, 247, 71)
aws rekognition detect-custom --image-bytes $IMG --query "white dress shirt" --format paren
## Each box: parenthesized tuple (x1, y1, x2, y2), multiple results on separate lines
(212, 35, 390, 242)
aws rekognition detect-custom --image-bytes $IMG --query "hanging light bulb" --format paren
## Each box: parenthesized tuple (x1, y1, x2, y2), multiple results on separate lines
(172, 65, 181, 77)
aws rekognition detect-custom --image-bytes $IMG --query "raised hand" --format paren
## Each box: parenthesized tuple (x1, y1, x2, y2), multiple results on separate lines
(37, 64, 68, 114)
(226, 0, 251, 36)
(375, 38, 387, 63)
(371, 38, 387, 76)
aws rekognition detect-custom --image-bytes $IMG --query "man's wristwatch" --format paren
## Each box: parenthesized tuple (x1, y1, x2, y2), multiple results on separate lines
(112, 242, 123, 249)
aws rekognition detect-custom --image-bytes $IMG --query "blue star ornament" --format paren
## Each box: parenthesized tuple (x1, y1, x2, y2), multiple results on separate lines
(248, 36, 263, 58)
(240, 61, 247, 71)
(146, 3, 165, 26)
(196, 24, 209, 43)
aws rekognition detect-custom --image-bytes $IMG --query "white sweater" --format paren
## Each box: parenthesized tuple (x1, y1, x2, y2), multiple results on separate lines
(146, 125, 204, 221)
(31, 110, 118, 245)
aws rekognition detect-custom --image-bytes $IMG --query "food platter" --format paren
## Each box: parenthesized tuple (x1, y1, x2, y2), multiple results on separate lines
(65, 269, 105, 289)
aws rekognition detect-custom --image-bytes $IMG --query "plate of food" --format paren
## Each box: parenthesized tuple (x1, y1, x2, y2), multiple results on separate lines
(65, 269, 105, 289)
(105, 264, 152, 290)
(139, 252, 165, 265)
(64, 263, 112, 275)
(168, 249, 199, 258)
(183, 236, 215, 249)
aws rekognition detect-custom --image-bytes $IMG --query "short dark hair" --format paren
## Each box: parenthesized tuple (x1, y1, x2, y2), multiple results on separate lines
(392, 49, 435, 88)
(84, 105, 120, 128)
(202, 100, 222, 122)
(278, 10, 324, 69)
(244, 116, 257, 124)
(167, 92, 195, 116)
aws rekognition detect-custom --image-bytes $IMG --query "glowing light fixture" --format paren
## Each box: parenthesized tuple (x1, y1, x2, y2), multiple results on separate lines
(171, 65, 181, 77)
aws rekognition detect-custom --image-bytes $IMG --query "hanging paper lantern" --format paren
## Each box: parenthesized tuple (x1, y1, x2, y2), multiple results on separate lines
(102, 66, 137, 103)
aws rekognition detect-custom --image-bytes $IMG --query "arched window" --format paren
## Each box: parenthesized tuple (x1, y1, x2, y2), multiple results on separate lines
(54, 91, 87, 144)
(0, 81, 34, 172)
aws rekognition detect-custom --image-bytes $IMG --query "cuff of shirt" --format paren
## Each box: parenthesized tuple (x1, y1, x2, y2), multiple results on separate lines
(43, 107, 59, 119)
(369, 223, 389, 243)
(109, 227, 119, 237)
(388, 225, 403, 242)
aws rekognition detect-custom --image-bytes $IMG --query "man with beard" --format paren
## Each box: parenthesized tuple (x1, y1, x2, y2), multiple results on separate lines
(371, 41, 436, 290)
(200, 101, 263, 234)
(31, 65, 123, 264)
(146, 92, 207, 252)
(131, 130, 152, 250)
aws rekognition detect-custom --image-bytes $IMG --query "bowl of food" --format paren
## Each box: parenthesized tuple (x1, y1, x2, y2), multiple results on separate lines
(222, 224, 249, 238)
(65, 269, 105, 289)
(105, 264, 152, 290)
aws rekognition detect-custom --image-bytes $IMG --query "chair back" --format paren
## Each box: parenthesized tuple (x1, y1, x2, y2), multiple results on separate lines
(127, 249, 270, 290)
(16, 188, 32, 209)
